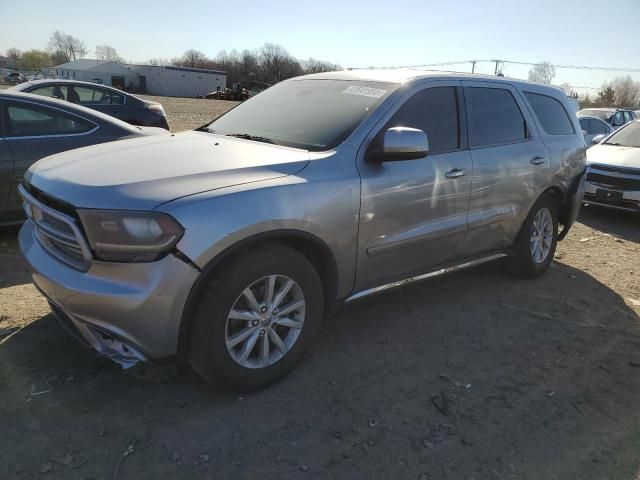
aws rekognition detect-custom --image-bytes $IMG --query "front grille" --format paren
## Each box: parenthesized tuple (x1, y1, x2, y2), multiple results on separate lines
(18, 184, 92, 270)
(586, 163, 640, 191)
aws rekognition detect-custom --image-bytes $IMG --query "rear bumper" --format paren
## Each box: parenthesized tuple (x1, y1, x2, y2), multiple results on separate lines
(583, 181, 640, 213)
(19, 221, 200, 360)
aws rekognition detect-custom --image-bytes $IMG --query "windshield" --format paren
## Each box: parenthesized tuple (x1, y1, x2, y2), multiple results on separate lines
(604, 121, 640, 148)
(205, 79, 397, 151)
(579, 109, 614, 121)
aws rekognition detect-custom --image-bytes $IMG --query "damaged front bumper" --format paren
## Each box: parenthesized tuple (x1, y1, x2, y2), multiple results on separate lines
(19, 221, 200, 367)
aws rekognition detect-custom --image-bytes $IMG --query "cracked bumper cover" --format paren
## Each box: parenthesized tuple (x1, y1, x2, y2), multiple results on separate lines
(19, 221, 200, 360)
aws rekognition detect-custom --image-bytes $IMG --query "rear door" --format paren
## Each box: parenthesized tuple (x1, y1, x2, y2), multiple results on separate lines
(3, 98, 99, 213)
(356, 81, 472, 290)
(85, 87, 127, 119)
(456, 81, 549, 257)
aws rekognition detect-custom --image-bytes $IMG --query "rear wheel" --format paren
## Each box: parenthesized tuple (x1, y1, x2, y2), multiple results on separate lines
(186, 244, 323, 391)
(508, 194, 558, 278)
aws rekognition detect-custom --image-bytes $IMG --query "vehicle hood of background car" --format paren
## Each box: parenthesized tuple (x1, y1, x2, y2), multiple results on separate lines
(587, 144, 640, 169)
(25, 131, 311, 210)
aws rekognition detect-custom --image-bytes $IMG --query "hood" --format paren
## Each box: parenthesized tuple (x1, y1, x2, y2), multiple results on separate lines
(26, 131, 310, 210)
(587, 144, 640, 169)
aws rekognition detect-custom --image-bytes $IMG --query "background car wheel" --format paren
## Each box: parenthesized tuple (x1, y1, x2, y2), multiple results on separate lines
(507, 193, 559, 278)
(186, 243, 324, 392)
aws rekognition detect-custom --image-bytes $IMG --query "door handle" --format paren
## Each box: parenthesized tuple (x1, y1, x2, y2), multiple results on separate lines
(530, 156, 546, 165)
(445, 168, 468, 179)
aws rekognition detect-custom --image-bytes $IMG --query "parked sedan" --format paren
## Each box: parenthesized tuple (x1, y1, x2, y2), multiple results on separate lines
(10, 79, 170, 130)
(578, 115, 614, 145)
(0, 91, 168, 226)
(584, 120, 640, 213)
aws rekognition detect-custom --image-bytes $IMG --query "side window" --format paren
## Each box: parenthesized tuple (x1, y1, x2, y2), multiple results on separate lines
(466, 87, 527, 147)
(73, 86, 97, 104)
(579, 118, 590, 133)
(624, 111, 633, 123)
(612, 111, 625, 126)
(385, 86, 460, 154)
(589, 119, 607, 135)
(524, 92, 574, 135)
(6, 102, 94, 137)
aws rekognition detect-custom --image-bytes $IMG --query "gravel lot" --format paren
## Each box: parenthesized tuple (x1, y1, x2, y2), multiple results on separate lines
(1, 94, 640, 479)
(137, 94, 239, 132)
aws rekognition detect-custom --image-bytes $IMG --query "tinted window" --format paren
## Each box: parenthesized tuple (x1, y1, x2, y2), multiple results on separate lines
(466, 87, 527, 147)
(589, 119, 607, 135)
(579, 118, 590, 133)
(6, 102, 94, 137)
(579, 109, 614, 121)
(612, 111, 625, 126)
(385, 87, 460, 154)
(208, 80, 397, 151)
(524, 92, 574, 135)
(29, 85, 66, 100)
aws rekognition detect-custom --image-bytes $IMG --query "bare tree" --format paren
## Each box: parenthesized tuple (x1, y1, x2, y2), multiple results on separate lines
(302, 58, 341, 74)
(259, 43, 302, 83)
(597, 85, 616, 106)
(527, 61, 556, 85)
(48, 30, 88, 62)
(95, 45, 123, 62)
(176, 49, 209, 68)
(5, 48, 22, 62)
(609, 75, 640, 107)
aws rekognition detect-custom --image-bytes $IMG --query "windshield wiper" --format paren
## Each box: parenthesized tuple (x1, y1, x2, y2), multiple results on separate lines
(225, 133, 276, 144)
(604, 142, 624, 146)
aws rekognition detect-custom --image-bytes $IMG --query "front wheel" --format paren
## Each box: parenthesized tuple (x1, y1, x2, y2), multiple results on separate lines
(186, 244, 324, 391)
(508, 194, 558, 278)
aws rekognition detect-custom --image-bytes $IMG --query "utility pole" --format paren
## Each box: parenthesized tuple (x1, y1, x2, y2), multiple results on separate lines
(471, 61, 476, 73)
(493, 59, 500, 75)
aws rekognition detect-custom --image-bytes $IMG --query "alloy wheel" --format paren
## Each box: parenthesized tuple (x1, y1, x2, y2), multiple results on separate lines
(225, 275, 306, 369)
(530, 207, 553, 264)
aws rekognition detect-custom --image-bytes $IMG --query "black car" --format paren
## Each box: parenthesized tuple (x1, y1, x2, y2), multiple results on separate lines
(10, 79, 170, 130)
(0, 91, 168, 226)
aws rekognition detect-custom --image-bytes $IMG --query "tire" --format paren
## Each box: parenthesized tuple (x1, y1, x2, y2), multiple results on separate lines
(507, 194, 559, 278)
(186, 243, 324, 392)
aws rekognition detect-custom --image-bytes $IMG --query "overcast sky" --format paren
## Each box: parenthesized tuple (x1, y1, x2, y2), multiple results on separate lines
(1, 0, 639, 94)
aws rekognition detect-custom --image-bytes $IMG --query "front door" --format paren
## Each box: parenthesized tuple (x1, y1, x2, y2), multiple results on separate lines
(355, 82, 472, 290)
(456, 81, 549, 257)
(3, 99, 98, 213)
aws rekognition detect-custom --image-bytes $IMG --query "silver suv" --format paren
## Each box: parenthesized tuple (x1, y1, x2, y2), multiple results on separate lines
(18, 70, 586, 390)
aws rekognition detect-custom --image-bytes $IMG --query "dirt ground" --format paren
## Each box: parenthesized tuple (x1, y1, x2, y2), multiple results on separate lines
(1, 94, 640, 479)
(137, 94, 239, 132)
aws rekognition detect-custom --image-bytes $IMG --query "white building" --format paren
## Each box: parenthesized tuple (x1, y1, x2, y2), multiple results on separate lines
(53, 59, 139, 90)
(52, 59, 227, 98)
(126, 64, 226, 98)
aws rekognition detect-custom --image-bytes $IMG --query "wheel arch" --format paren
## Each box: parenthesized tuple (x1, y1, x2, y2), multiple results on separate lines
(177, 229, 339, 358)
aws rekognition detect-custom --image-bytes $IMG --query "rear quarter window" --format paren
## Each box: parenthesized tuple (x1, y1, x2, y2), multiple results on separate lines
(524, 92, 575, 135)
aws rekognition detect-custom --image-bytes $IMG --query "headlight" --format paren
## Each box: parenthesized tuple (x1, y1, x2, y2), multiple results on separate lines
(78, 210, 184, 262)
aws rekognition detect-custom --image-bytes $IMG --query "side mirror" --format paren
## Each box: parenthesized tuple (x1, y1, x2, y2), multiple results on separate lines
(591, 134, 605, 144)
(371, 127, 429, 162)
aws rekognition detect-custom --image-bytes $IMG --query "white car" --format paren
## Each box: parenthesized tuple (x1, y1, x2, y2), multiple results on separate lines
(584, 120, 640, 212)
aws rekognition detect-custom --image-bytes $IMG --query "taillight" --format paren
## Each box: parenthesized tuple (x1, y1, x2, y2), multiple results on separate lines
(148, 104, 166, 117)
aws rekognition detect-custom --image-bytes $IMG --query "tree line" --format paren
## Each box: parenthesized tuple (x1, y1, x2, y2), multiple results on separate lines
(4, 31, 340, 87)
(528, 61, 640, 108)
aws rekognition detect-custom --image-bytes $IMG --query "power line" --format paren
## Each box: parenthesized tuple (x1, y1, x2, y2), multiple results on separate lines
(349, 59, 640, 74)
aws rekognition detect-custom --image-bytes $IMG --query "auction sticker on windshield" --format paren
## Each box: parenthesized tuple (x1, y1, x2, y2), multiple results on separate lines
(342, 85, 388, 98)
